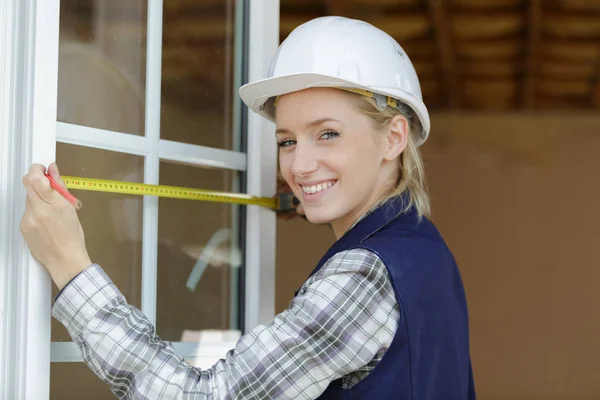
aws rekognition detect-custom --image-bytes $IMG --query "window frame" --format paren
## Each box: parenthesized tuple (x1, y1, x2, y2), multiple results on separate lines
(0, 0, 280, 396)
(0, 0, 60, 397)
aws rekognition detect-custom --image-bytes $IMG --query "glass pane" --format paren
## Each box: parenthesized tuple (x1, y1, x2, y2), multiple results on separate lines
(156, 161, 242, 342)
(57, 0, 147, 135)
(51, 363, 114, 399)
(52, 143, 144, 342)
(160, 0, 241, 149)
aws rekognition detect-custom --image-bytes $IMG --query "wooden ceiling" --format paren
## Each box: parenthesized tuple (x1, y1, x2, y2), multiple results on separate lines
(62, 0, 600, 113)
(280, 0, 600, 111)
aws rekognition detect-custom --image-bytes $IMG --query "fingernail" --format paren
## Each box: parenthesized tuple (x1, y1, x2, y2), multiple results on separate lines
(292, 196, 300, 206)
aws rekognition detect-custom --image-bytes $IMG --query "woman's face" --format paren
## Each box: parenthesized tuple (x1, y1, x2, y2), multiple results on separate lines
(275, 87, 407, 237)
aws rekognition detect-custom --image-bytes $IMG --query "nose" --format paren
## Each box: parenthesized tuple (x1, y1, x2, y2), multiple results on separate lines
(290, 142, 318, 177)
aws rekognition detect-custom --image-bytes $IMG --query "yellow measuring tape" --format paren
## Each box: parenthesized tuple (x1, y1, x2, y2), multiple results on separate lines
(62, 176, 294, 211)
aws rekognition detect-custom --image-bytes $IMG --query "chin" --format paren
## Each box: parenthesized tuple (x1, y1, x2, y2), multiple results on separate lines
(304, 209, 337, 225)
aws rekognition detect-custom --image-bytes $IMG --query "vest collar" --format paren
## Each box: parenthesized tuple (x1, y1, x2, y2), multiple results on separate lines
(315, 194, 416, 272)
(295, 194, 416, 297)
(345, 194, 414, 241)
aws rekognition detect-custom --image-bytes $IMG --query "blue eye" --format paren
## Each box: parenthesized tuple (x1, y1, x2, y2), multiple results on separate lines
(277, 139, 296, 148)
(321, 131, 340, 140)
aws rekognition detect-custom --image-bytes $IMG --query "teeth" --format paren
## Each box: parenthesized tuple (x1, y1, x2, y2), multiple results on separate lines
(301, 181, 335, 194)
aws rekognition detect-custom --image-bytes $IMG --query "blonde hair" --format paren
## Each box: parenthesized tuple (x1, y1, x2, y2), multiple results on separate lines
(343, 90, 431, 218)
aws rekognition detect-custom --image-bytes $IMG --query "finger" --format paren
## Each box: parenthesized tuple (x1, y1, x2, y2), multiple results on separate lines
(48, 162, 67, 189)
(28, 163, 47, 176)
(22, 174, 47, 205)
(26, 165, 54, 203)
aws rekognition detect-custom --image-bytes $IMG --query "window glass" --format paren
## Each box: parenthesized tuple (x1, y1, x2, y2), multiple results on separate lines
(160, 0, 240, 149)
(50, 143, 144, 398)
(57, 0, 147, 135)
(156, 161, 242, 342)
(51, 143, 144, 342)
(51, 363, 114, 400)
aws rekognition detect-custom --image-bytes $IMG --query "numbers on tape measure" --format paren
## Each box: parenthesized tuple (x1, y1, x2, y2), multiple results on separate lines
(62, 176, 277, 209)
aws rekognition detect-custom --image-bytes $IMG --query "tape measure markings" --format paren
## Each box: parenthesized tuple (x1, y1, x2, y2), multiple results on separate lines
(62, 176, 279, 209)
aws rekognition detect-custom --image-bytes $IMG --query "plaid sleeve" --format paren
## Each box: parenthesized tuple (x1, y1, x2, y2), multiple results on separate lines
(52, 249, 397, 399)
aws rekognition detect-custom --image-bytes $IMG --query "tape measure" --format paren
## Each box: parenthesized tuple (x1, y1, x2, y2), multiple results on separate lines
(62, 176, 295, 211)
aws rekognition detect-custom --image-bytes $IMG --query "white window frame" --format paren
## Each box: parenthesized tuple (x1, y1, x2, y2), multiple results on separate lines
(244, 0, 279, 330)
(0, 0, 279, 396)
(0, 0, 60, 398)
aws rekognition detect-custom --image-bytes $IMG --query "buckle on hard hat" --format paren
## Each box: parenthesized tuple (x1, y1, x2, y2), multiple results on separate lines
(372, 93, 387, 111)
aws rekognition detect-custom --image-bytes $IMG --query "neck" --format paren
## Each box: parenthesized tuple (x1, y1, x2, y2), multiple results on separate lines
(330, 221, 348, 240)
(330, 196, 384, 240)
(330, 172, 397, 239)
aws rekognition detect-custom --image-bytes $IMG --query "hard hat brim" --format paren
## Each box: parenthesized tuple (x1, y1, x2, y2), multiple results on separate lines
(239, 72, 430, 146)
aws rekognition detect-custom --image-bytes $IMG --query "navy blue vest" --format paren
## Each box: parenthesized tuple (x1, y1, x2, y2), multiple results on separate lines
(300, 196, 476, 399)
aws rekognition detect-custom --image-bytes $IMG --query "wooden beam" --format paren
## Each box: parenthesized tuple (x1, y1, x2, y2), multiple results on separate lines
(591, 26, 600, 108)
(427, 0, 460, 108)
(592, 67, 600, 108)
(521, 0, 542, 109)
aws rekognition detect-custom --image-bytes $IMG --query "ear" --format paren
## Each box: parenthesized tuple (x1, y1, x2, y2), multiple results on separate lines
(383, 114, 408, 161)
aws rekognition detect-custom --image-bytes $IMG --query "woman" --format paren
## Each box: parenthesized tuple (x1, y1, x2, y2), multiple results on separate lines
(21, 16, 475, 399)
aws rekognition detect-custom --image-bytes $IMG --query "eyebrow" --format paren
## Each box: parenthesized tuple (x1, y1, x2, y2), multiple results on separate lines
(275, 118, 341, 135)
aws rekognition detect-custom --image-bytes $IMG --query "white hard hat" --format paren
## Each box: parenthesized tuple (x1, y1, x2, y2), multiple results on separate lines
(239, 16, 431, 146)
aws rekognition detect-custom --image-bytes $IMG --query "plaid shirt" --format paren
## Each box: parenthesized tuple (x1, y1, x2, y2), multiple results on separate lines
(53, 246, 399, 399)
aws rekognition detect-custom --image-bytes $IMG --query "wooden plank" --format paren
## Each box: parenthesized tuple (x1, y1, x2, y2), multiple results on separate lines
(455, 38, 521, 60)
(362, 13, 431, 40)
(451, 0, 522, 9)
(460, 60, 519, 78)
(325, 0, 352, 15)
(452, 11, 524, 39)
(552, 0, 600, 11)
(352, 0, 420, 6)
(427, 0, 460, 108)
(543, 40, 600, 61)
(539, 62, 596, 79)
(538, 78, 590, 97)
(543, 10, 600, 38)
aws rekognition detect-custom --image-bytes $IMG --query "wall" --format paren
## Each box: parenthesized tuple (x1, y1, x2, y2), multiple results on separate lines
(275, 112, 600, 399)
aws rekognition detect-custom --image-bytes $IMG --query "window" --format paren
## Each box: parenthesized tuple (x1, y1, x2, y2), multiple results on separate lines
(0, 0, 279, 397)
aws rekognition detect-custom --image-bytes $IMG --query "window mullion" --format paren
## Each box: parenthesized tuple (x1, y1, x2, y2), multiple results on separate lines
(243, 0, 279, 331)
(56, 122, 151, 156)
(140, 0, 164, 325)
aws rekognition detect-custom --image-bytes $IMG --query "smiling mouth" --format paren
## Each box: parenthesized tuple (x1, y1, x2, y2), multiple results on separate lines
(300, 180, 337, 195)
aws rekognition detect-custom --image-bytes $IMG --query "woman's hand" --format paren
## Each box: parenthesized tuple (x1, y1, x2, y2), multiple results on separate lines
(20, 163, 92, 290)
(276, 174, 305, 221)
